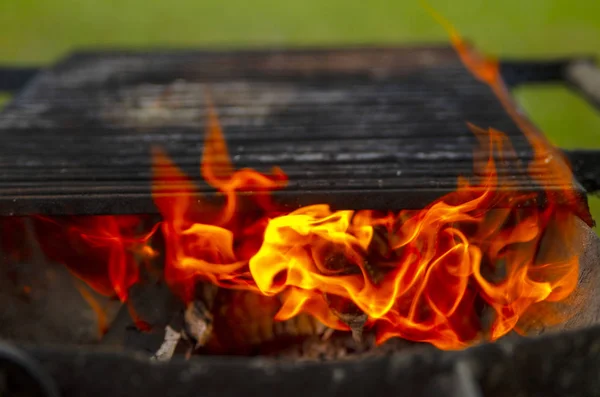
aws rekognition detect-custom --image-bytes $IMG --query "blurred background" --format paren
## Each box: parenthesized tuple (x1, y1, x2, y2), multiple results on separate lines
(1, 0, 599, 222)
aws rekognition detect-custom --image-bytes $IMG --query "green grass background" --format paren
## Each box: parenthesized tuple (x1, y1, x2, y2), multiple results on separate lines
(1, 0, 599, 226)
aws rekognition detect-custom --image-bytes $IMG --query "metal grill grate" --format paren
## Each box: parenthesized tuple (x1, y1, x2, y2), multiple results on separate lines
(0, 46, 586, 216)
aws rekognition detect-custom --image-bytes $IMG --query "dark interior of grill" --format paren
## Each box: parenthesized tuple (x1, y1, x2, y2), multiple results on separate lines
(0, 46, 599, 397)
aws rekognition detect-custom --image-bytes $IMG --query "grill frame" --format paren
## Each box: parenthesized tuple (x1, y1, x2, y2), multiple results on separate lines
(11, 321, 600, 397)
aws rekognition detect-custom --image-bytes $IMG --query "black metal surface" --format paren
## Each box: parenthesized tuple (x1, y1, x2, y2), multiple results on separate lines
(500, 59, 572, 87)
(0, 67, 40, 93)
(500, 57, 600, 113)
(0, 47, 588, 216)
(0, 341, 60, 397)
(565, 150, 600, 194)
(18, 323, 600, 397)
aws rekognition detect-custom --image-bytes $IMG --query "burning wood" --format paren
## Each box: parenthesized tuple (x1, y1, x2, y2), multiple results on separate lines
(196, 289, 323, 355)
(324, 294, 368, 343)
(182, 284, 217, 348)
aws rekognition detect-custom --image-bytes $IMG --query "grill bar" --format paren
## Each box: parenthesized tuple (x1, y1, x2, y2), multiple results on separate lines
(0, 46, 588, 216)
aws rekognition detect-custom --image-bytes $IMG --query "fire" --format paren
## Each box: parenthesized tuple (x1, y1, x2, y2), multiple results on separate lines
(152, 94, 288, 303)
(23, 11, 587, 350)
(147, 95, 581, 349)
(33, 215, 158, 302)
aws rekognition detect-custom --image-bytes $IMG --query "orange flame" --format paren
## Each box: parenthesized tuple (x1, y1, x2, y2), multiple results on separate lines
(150, 96, 581, 349)
(152, 93, 287, 303)
(424, 0, 591, 225)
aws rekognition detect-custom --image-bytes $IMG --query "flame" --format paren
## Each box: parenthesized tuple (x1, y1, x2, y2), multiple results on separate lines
(423, 0, 592, 225)
(33, 215, 158, 302)
(152, 94, 287, 303)
(148, 94, 581, 349)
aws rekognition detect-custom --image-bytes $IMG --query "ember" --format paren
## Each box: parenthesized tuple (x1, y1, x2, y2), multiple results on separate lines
(13, 9, 588, 356)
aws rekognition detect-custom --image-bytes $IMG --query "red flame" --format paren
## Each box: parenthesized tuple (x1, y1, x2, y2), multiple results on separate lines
(33, 215, 158, 302)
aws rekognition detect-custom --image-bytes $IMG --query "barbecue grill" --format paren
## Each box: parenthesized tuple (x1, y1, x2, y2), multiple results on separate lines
(0, 46, 599, 397)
